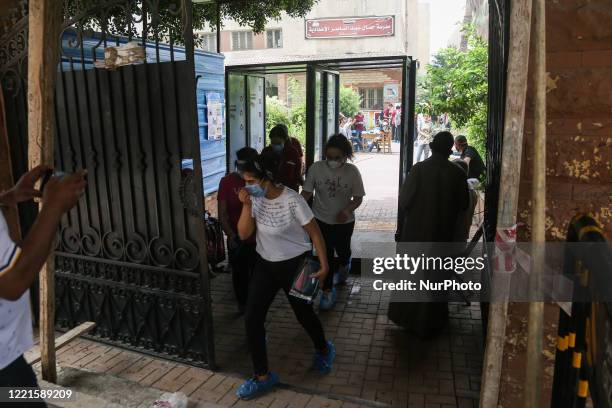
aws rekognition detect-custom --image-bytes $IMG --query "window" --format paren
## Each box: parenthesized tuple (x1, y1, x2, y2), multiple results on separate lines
(266, 29, 282, 48)
(359, 88, 384, 110)
(232, 31, 253, 50)
(200, 33, 217, 52)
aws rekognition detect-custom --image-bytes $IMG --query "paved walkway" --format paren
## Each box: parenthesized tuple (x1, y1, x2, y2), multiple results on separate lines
(352, 142, 400, 238)
(211, 272, 483, 407)
(37, 274, 483, 408)
(35, 144, 485, 408)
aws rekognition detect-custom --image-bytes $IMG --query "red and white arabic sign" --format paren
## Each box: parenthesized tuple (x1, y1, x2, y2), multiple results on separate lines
(305, 16, 394, 39)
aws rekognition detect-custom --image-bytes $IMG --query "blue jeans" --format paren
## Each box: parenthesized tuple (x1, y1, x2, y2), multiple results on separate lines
(415, 143, 430, 162)
(351, 136, 363, 151)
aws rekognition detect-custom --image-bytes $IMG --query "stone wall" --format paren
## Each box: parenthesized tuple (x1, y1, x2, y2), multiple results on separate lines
(500, 2, 612, 406)
(517, 0, 612, 240)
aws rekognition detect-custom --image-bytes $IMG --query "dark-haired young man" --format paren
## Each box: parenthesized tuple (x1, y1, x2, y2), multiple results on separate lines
(454, 135, 486, 180)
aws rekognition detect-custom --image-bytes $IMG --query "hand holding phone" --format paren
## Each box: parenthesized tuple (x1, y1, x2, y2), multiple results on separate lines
(41, 170, 88, 215)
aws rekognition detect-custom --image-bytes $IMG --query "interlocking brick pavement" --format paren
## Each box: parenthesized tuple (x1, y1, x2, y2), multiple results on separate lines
(210, 272, 483, 407)
(41, 274, 483, 407)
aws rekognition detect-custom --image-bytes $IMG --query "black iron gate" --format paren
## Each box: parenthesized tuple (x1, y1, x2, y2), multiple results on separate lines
(0, 0, 215, 368)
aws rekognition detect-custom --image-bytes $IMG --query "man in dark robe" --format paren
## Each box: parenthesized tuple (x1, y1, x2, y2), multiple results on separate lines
(388, 131, 470, 338)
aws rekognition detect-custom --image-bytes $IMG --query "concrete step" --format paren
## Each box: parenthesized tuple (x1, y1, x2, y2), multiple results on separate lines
(38, 365, 382, 408)
(39, 366, 197, 408)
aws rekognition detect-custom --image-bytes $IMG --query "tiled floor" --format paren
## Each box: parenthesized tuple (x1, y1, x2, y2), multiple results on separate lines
(211, 272, 484, 407)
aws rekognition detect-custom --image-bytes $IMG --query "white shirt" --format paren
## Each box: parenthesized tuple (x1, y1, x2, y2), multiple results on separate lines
(251, 187, 314, 262)
(303, 161, 366, 225)
(0, 212, 33, 370)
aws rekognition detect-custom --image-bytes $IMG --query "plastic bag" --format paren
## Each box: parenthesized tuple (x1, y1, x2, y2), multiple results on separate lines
(152, 392, 188, 408)
(289, 257, 321, 303)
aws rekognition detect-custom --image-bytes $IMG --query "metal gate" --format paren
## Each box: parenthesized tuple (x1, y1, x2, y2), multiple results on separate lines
(1, 0, 215, 368)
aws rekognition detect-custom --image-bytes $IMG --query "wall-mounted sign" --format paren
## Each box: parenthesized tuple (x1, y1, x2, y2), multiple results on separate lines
(305, 16, 394, 39)
(383, 83, 399, 103)
(206, 92, 224, 140)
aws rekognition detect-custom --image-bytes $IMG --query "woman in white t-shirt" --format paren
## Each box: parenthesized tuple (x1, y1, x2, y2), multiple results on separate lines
(235, 153, 335, 400)
(302, 135, 365, 310)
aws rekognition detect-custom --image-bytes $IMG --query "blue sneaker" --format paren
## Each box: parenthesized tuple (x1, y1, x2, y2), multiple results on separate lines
(236, 372, 279, 400)
(334, 260, 351, 286)
(314, 341, 336, 374)
(319, 288, 337, 311)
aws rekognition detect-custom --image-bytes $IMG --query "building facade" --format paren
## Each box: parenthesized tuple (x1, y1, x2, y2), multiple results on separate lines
(448, 0, 489, 49)
(197, 0, 430, 127)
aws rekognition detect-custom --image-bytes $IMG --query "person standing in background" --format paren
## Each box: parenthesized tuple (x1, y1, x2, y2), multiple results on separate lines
(390, 132, 469, 338)
(390, 105, 397, 141)
(393, 104, 402, 142)
(353, 111, 365, 140)
(415, 115, 433, 162)
(262, 124, 302, 191)
(218, 147, 259, 314)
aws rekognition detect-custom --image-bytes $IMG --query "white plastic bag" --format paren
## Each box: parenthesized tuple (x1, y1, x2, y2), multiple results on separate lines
(152, 392, 188, 408)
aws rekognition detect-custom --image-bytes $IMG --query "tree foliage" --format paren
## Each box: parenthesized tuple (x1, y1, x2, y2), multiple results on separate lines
(265, 96, 306, 147)
(265, 96, 290, 135)
(417, 26, 488, 156)
(63, 0, 319, 46)
(339, 86, 361, 118)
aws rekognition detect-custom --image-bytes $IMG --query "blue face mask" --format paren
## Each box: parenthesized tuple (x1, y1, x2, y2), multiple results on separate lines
(245, 183, 266, 197)
(271, 144, 283, 154)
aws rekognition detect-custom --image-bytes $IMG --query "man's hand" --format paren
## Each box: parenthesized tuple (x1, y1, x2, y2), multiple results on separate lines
(42, 170, 88, 215)
(0, 165, 50, 207)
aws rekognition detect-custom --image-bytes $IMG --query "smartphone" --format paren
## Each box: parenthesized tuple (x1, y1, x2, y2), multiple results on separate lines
(40, 170, 68, 193)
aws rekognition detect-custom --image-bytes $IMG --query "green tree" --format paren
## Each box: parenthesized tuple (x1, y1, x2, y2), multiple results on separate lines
(289, 104, 306, 147)
(64, 0, 319, 46)
(418, 26, 488, 156)
(339, 86, 361, 117)
(265, 96, 290, 135)
(264, 96, 306, 147)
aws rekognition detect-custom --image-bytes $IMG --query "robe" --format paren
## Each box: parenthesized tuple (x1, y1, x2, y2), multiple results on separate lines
(388, 152, 470, 338)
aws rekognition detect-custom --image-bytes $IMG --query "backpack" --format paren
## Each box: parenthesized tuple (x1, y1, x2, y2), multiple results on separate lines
(204, 211, 226, 266)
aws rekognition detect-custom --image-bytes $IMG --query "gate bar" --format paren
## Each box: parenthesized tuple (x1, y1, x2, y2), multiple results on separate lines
(27, 0, 63, 383)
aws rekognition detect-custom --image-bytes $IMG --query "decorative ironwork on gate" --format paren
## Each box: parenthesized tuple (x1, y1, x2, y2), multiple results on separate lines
(0, 0, 214, 367)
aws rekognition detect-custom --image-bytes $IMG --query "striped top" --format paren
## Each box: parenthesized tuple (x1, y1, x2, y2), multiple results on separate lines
(0, 211, 32, 369)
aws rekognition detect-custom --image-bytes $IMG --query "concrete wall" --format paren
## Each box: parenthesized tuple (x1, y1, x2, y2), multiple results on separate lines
(200, 0, 421, 62)
(416, 1, 431, 69)
(517, 0, 612, 240)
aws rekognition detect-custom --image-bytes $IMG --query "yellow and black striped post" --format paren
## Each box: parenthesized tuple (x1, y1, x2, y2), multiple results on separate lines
(550, 214, 606, 407)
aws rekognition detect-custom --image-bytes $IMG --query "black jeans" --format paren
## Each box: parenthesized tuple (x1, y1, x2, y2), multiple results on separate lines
(316, 219, 355, 290)
(245, 252, 327, 376)
(0, 355, 47, 407)
(228, 238, 257, 309)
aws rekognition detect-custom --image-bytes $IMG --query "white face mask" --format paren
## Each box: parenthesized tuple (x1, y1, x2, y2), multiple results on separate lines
(327, 160, 342, 169)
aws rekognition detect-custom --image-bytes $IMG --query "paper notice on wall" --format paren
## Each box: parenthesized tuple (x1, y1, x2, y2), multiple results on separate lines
(206, 92, 224, 140)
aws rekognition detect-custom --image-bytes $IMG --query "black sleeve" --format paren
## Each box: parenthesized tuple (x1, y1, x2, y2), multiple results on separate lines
(464, 146, 477, 159)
